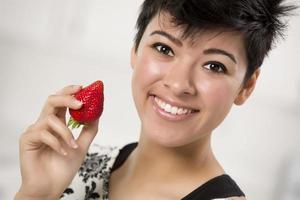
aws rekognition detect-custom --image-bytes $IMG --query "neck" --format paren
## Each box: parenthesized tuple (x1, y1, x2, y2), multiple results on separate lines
(126, 132, 224, 182)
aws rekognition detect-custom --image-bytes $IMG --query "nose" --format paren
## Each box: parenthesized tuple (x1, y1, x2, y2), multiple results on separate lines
(163, 64, 197, 96)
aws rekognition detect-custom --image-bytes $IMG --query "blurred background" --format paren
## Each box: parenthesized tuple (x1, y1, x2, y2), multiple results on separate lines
(0, 0, 299, 199)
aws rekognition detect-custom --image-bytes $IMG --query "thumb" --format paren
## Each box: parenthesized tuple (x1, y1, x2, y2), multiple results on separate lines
(76, 119, 99, 153)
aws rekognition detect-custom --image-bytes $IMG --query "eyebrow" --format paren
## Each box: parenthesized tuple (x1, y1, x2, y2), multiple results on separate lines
(150, 30, 183, 46)
(203, 48, 237, 64)
(150, 30, 237, 64)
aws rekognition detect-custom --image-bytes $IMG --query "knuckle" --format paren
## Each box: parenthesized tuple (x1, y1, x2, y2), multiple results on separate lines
(19, 125, 36, 144)
(56, 85, 76, 95)
(38, 130, 47, 139)
(56, 85, 71, 94)
(70, 85, 78, 89)
(64, 85, 74, 90)
(46, 94, 57, 106)
(69, 96, 79, 106)
(40, 131, 54, 145)
(45, 116, 52, 125)
(64, 95, 73, 104)
(20, 124, 36, 139)
(24, 124, 36, 132)
(46, 114, 56, 124)
(63, 95, 76, 108)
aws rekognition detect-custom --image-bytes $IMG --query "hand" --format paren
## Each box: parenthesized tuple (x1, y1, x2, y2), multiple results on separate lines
(15, 85, 100, 200)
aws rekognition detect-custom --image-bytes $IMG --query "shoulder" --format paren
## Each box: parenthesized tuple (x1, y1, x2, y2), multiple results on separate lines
(188, 174, 246, 200)
(212, 174, 246, 200)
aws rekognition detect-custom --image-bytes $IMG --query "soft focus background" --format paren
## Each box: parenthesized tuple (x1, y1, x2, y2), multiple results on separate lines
(0, 0, 299, 199)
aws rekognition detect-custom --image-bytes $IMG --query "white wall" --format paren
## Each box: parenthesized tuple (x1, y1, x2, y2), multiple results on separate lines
(0, 1, 299, 199)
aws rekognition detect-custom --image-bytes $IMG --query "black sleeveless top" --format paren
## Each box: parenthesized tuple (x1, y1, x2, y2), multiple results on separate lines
(112, 142, 245, 200)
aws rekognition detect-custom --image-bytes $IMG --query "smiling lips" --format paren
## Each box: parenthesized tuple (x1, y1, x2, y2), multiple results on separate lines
(154, 96, 198, 115)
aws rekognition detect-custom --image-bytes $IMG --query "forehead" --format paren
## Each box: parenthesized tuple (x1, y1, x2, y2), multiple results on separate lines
(145, 12, 246, 53)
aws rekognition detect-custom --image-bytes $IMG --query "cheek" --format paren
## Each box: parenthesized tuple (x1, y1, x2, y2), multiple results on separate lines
(132, 52, 165, 91)
(131, 50, 165, 113)
(197, 80, 237, 132)
(197, 79, 237, 113)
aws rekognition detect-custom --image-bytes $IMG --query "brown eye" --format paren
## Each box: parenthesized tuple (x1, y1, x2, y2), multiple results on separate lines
(203, 61, 227, 74)
(152, 43, 175, 57)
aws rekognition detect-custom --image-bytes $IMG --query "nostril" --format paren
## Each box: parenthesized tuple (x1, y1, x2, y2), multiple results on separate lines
(162, 63, 197, 95)
(163, 81, 196, 96)
(184, 91, 193, 95)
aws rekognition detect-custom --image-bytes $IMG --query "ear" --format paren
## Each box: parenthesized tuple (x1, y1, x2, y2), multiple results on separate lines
(234, 68, 260, 105)
(130, 46, 137, 70)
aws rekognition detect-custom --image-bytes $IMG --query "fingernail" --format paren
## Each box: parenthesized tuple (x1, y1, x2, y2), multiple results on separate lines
(75, 100, 83, 106)
(70, 139, 78, 149)
(61, 148, 68, 156)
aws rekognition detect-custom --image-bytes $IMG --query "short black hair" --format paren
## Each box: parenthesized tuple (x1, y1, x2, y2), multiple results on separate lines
(134, 0, 296, 82)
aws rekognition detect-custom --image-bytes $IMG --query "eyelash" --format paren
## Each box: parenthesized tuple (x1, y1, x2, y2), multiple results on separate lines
(203, 61, 228, 74)
(151, 42, 227, 74)
(152, 42, 175, 57)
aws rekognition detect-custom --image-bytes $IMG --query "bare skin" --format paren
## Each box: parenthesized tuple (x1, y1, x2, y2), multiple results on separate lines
(109, 13, 257, 200)
(15, 11, 257, 200)
(109, 136, 225, 200)
(15, 85, 99, 200)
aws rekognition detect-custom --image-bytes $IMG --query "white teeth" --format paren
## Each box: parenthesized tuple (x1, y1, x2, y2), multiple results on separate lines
(178, 108, 184, 114)
(171, 106, 178, 115)
(183, 109, 188, 114)
(154, 96, 195, 115)
(165, 104, 172, 112)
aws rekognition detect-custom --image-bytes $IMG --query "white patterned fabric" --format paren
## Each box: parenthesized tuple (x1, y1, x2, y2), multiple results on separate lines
(60, 144, 120, 200)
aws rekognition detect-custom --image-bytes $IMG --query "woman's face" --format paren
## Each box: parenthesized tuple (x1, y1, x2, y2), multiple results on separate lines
(131, 13, 258, 147)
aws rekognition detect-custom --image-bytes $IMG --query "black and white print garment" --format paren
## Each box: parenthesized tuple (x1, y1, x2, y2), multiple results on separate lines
(60, 144, 120, 200)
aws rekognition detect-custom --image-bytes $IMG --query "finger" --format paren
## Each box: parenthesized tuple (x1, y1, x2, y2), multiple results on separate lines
(39, 130, 68, 156)
(76, 119, 99, 152)
(55, 85, 82, 95)
(37, 115, 79, 149)
(40, 94, 83, 118)
(21, 130, 67, 156)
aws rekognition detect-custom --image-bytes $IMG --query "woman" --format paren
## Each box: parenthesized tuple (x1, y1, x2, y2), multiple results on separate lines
(15, 0, 295, 199)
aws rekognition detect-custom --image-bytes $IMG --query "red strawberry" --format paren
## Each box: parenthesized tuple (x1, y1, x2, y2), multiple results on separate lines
(68, 80, 104, 129)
